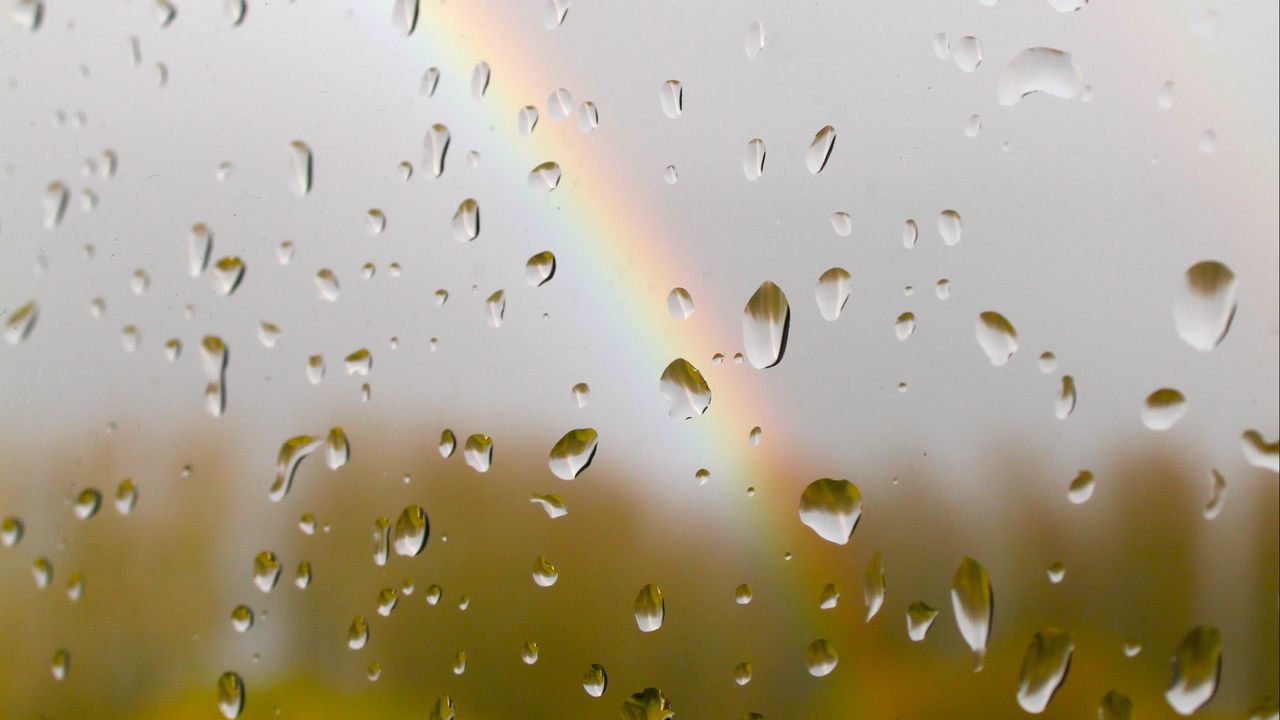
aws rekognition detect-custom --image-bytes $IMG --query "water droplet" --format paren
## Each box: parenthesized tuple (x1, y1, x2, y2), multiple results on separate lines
(744, 20, 765, 59)
(526, 554, 558, 588)
(231, 605, 254, 633)
(424, 584, 443, 606)
(530, 494, 567, 519)
(253, 551, 281, 592)
(437, 429, 456, 458)
(830, 211, 852, 237)
(814, 268, 852, 321)
(547, 88, 573, 120)
(571, 382, 591, 408)
(216, 671, 245, 718)
(344, 348, 372, 376)
(623, 688, 672, 720)
(743, 281, 790, 369)
(659, 80, 683, 119)
(43, 181, 68, 229)
(1016, 628, 1075, 713)
(294, 560, 312, 589)
(114, 478, 137, 515)
(226, 0, 246, 25)
(906, 601, 938, 641)
(304, 355, 325, 385)
(663, 165, 679, 184)
(742, 138, 765, 181)
(269, 435, 323, 502)
(276, 241, 294, 265)
(421, 67, 439, 96)
(733, 583, 753, 605)
(798, 478, 862, 545)
(748, 426, 763, 446)
(452, 199, 479, 242)
(1165, 625, 1223, 715)
(1141, 388, 1187, 431)
(4, 301, 37, 344)
(528, 162, 561, 194)
(1, 516, 22, 547)
(517, 640, 539, 665)
(1055, 375, 1076, 419)
(952, 556, 993, 671)
(471, 61, 490, 99)
(484, 290, 505, 328)
(1241, 430, 1279, 473)
(288, 141, 312, 195)
(975, 312, 1018, 366)
(464, 434, 493, 472)
(819, 583, 840, 610)
(315, 269, 340, 302)
(1247, 696, 1279, 720)
(73, 488, 101, 519)
(805, 126, 836, 174)
(952, 36, 982, 72)
(1197, 130, 1217, 154)
(391, 0, 418, 34)
(1047, 561, 1066, 584)
(211, 257, 245, 296)
(548, 428, 598, 480)
(965, 114, 982, 137)
(894, 312, 917, 341)
(1068, 470, 1095, 504)
(1098, 690, 1135, 720)
(998, 48, 1083, 105)
(1157, 81, 1176, 109)
(902, 219, 918, 249)
(733, 661, 753, 686)
(577, 101, 599, 132)
(805, 639, 838, 677)
(938, 210, 962, 246)
(665, 288, 695, 320)
(932, 33, 951, 59)
(1038, 352, 1057, 373)
(1123, 639, 1142, 657)
(392, 505, 429, 557)
(634, 583, 664, 632)
(12, 0, 42, 30)
(32, 556, 52, 588)
(659, 358, 712, 419)
(348, 615, 369, 649)
(1173, 260, 1236, 351)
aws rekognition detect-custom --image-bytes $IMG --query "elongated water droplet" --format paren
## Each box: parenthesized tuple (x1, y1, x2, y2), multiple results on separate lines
(484, 290, 505, 328)
(1165, 625, 1222, 715)
(744, 20, 765, 59)
(269, 435, 322, 502)
(571, 382, 590, 408)
(743, 281, 789, 369)
(1247, 696, 1279, 720)
(976, 312, 1018, 366)
(952, 556, 993, 671)
(894, 312, 916, 341)
(902, 219, 918, 249)
(226, 0, 246, 25)
(420, 124, 450, 179)
(421, 67, 439, 96)
(938, 210, 962, 246)
(315, 269, 340, 301)
(464, 434, 493, 472)
(815, 268, 851, 321)
(864, 552, 886, 621)
(634, 583, 664, 632)
(659, 358, 711, 419)
(1016, 628, 1075, 713)
(217, 671, 244, 718)
(953, 36, 982, 72)
(294, 560, 312, 589)
(528, 162, 561, 194)
(391, 0, 417, 35)
(393, 504, 429, 557)
(289, 141, 312, 195)
(471, 62, 490, 99)
(906, 601, 938, 641)
(1241, 430, 1279, 473)
(187, 224, 212, 276)
(1173, 261, 1236, 351)
(806, 639, 838, 677)
(1068, 470, 1095, 504)
(518, 106, 539, 136)
(798, 479, 862, 544)
(582, 664, 608, 697)
(965, 114, 982, 137)
(1141, 388, 1187, 431)
(1055, 376, 1076, 419)
(452, 199, 479, 242)
(1200, 469, 1227, 519)
(543, 0, 569, 28)
(805, 126, 836, 174)
(1, 517, 23, 547)
(819, 583, 840, 610)
(743, 139, 765, 181)
(253, 551, 281, 592)
(998, 48, 1083, 106)
(12, 0, 43, 30)
(4, 302, 37, 344)
(114, 479, 137, 514)
(623, 688, 672, 720)
(577, 101, 599, 132)
(33, 556, 52, 588)
(659, 80, 682, 119)
(438, 429, 456, 458)
(348, 615, 369, 649)
(43, 181, 68, 228)
(530, 493, 567, 519)
(549, 428, 598, 480)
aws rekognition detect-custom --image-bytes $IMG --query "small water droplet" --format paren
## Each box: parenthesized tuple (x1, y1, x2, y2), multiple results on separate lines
(742, 139, 765, 181)
(216, 671, 244, 718)
(571, 382, 590, 408)
(344, 348, 372, 376)
(471, 61, 490, 99)
(1068, 470, 1095, 504)
(420, 67, 439, 96)
(805, 639, 838, 677)
(814, 268, 852, 321)
(734, 583, 753, 605)
(393, 505, 429, 557)
(1173, 261, 1236, 351)
(438, 429, 456, 458)
(1197, 130, 1217, 154)
(1055, 376, 1076, 419)
(543, 0, 569, 28)
(73, 488, 102, 519)
(663, 165, 679, 184)
(976, 312, 1018, 366)
(577, 101, 599, 132)
(211, 257, 245, 296)
(1, 516, 23, 547)
(4, 302, 37, 344)
(464, 434, 493, 472)
(733, 661, 752, 686)
(634, 583, 664, 632)
(805, 126, 836, 174)
(288, 141, 312, 195)
(1156, 81, 1176, 109)
(114, 479, 137, 514)
(315, 270, 340, 301)
(528, 162, 561, 194)
(666, 288, 695, 320)
(12, 0, 43, 30)
(348, 615, 369, 649)
(894, 312, 917, 341)
(452, 199, 480, 242)
(906, 601, 938, 641)
(998, 48, 1083, 105)
(659, 80, 683, 119)
(744, 20, 765, 59)
(391, 0, 418, 34)
(231, 605, 254, 632)
(532, 555, 559, 587)
(798, 479, 862, 545)
(952, 36, 982, 72)
(938, 210, 962, 246)
(659, 358, 712, 419)
(1047, 561, 1066, 584)
(965, 114, 982, 137)
(819, 583, 840, 610)
(1098, 690, 1135, 720)
(1141, 388, 1187, 431)
(226, 0, 246, 25)
(830, 211, 852, 237)
(253, 551, 281, 592)
(547, 88, 573, 120)
(484, 290, 505, 328)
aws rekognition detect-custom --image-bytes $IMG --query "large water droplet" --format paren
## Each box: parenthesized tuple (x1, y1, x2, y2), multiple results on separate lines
(211, 257, 245, 296)
(815, 268, 852, 321)
(1165, 625, 1222, 715)
(634, 583, 664, 632)
(742, 138, 765, 181)
(464, 434, 493, 472)
(549, 428, 598, 480)
(805, 126, 836, 174)
(975, 312, 1018, 366)
(73, 488, 102, 519)
(805, 639, 838, 677)
(1068, 470, 1095, 504)
(452, 199, 479, 242)
(666, 288, 695, 319)
(659, 80, 682, 119)
(1172, 261, 1236, 351)
(269, 435, 322, 502)
(288, 141, 312, 195)
(798, 478, 862, 545)
(998, 48, 1084, 106)
(393, 505, 429, 557)
(1016, 628, 1075, 713)
(315, 270, 340, 302)
(1141, 388, 1187, 431)
(231, 605, 254, 633)
(438, 429, 456, 458)
(530, 493, 567, 519)
(938, 210, 962, 246)
(582, 664, 608, 697)
(894, 312, 917, 341)
(528, 162, 561, 194)
(532, 555, 559, 587)
(659, 359, 711, 419)
(952, 36, 982, 72)
(952, 556, 994, 670)
(1, 516, 23, 547)
(217, 671, 244, 719)
(743, 281, 790, 369)
(391, 0, 418, 35)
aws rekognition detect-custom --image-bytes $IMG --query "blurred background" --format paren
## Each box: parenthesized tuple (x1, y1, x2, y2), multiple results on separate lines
(0, 0, 1277, 718)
